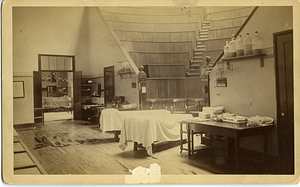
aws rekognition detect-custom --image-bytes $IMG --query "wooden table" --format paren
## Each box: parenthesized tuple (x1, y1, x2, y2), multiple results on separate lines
(180, 120, 273, 173)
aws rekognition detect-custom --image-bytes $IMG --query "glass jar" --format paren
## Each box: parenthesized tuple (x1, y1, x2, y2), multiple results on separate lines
(236, 34, 244, 56)
(252, 31, 262, 55)
(228, 35, 236, 57)
(243, 33, 253, 55)
(224, 41, 230, 58)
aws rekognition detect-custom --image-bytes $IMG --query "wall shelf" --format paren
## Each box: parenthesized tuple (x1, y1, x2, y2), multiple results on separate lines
(117, 71, 133, 78)
(222, 54, 266, 67)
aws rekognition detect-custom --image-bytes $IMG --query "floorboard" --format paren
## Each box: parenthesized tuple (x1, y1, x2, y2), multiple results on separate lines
(15, 119, 279, 175)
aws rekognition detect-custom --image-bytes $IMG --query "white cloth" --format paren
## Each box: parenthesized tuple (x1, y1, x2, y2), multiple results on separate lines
(100, 109, 171, 133)
(119, 113, 193, 155)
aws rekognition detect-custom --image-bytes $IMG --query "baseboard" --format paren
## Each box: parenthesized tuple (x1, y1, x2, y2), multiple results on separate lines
(13, 123, 36, 129)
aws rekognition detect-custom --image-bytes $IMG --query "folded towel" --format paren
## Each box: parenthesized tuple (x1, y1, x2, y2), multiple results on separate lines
(247, 116, 274, 126)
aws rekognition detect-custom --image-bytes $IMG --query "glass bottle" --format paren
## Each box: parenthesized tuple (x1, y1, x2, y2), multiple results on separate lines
(228, 35, 236, 57)
(236, 34, 244, 56)
(224, 41, 230, 58)
(252, 31, 262, 55)
(243, 33, 253, 55)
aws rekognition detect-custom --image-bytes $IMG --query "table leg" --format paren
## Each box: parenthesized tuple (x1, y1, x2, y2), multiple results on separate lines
(114, 131, 120, 142)
(191, 130, 194, 156)
(187, 123, 191, 158)
(42, 111, 44, 124)
(234, 138, 240, 173)
(134, 142, 138, 151)
(180, 122, 183, 153)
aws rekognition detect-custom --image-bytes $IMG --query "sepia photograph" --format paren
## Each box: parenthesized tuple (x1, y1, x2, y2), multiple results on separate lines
(2, 0, 300, 185)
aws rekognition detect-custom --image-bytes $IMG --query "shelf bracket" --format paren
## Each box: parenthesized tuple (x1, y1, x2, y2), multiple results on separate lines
(259, 55, 264, 68)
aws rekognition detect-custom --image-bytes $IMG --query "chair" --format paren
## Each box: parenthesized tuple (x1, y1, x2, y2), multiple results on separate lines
(179, 98, 208, 156)
(187, 98, 205, 116)
(34, 108, 44, 124)
(146, 99, 167, 110)
(170, 98, 187, 114)
(62, 97, 72, 114)
(180, 121, 208, 156)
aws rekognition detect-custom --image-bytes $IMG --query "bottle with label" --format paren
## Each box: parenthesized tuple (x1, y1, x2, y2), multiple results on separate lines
(224, 41, 230, 58)
(243, 33, 253, 55)
(252, 31, 262, 55)
(228, 35, 236, 57)
(236, 34, 244, 56)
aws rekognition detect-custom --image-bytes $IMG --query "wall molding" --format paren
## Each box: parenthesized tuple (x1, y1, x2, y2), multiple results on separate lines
(13, 72, 33, 77)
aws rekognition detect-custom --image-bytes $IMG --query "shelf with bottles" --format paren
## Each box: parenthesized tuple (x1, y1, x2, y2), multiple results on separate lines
(222, 31, 265, 67)
(221, 53, 266, 67)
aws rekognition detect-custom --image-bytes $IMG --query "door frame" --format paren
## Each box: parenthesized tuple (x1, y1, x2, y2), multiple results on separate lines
(37, 54, 76, 117)
(273, 29, 294, 173)
(104, 66, 115, 106)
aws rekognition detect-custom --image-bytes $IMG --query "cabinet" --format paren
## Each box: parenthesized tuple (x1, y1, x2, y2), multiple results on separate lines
(81, 84, 92, 96)
(81, 79, 92, 97)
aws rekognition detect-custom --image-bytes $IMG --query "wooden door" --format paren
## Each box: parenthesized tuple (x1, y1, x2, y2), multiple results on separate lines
(73, 71, 82, 120)
(104, 66, 115, 106)
(274, 30, 294, 174)
(33, 71, 42, 123)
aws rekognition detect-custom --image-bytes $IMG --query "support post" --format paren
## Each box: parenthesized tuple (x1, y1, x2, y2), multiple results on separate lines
(138, 66, 147, 110)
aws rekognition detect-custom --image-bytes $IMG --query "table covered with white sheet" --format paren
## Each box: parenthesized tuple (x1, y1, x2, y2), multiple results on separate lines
(119, 113, 193, 155)
(100, 108, 171, 133)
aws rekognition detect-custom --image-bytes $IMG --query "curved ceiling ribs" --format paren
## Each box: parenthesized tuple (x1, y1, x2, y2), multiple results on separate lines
(99, 6, 206, 75)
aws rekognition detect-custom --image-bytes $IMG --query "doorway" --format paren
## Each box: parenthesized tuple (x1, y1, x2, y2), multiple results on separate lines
(274, 30, 294, 174)
(34, 54, 76, 122)
(104, 66, 115, 106)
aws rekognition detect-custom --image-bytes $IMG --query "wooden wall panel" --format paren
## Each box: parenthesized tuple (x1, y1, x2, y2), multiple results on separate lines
(122, 41, 192, 52)
(208, 27, 240, 39)
(147, 79, 168, 98)
(205, 37, 231, 50)
(103, 12, 204, 23)
(122, 41, 192, 57)
(146, 78, 207, 99)
(129, 52, 190, 69)
(144, 64, 186, 78)
(185, 78, 204, 98)
(108, 21, 199, 33)
(210, 16, 248, 29)
(115, 31, 196, 44)
(205, 7, 248, 14)
(101, 7, 205, 16)
(206, 7, 254, 20)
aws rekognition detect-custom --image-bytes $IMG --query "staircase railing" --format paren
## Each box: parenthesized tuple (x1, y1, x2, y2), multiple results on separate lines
(95, 7, 139, 74)
(211, 6, 259, 68)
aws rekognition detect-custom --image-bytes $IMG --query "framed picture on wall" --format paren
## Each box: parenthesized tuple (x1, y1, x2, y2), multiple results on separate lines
(13, 81, 25, 98)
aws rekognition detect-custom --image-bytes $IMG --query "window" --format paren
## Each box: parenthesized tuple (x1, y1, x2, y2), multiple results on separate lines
(40, 55, 73, 71)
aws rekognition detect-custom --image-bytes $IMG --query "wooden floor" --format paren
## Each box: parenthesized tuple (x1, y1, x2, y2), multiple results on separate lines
(15, 120, 279, 175)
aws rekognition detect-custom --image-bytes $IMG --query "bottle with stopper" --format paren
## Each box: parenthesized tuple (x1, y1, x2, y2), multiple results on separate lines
(236, 34, 244, 56)
(224, 41, 230, 58)
(228, 35, 236, 57)
(252, 31, 262, 55)
(243, 33, 253, 55)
